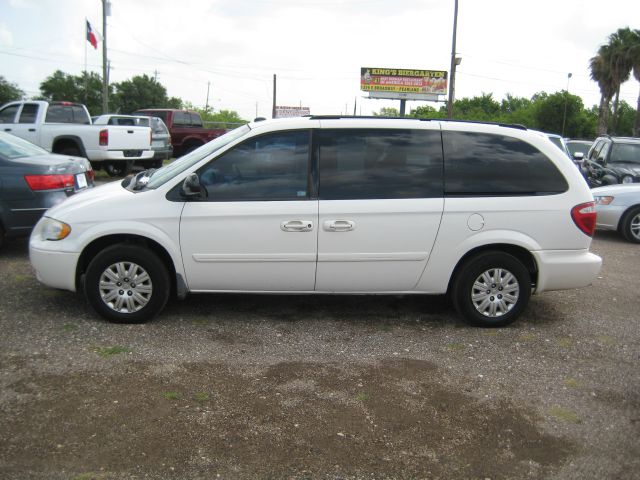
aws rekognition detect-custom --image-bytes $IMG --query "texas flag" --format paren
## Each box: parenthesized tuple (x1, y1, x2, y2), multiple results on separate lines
(86, 20, 98, 49)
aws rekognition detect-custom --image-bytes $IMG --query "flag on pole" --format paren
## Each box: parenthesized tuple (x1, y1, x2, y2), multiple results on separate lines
(86, 20, 98, 49)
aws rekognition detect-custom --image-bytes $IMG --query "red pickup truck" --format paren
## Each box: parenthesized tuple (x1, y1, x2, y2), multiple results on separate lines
(132, 109, 226, 157)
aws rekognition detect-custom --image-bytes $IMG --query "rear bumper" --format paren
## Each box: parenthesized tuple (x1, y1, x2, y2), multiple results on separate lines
(87, 149, 154, 161)
(533, 249, 602, 293)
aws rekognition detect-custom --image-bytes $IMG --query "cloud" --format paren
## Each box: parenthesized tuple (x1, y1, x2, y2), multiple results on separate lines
(0, 24, 13, 46)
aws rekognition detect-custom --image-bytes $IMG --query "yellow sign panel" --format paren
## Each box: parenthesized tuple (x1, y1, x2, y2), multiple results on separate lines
(360, 67, 448, 95)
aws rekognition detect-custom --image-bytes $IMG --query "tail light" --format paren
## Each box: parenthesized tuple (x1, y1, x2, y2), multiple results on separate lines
(24, 174, 75, 191)
(87, 169, 95, 182)
(99, 129, 108, 146)
(571, 201, 597, 237)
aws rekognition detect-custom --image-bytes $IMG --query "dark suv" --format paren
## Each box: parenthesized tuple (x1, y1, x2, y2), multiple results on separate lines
(584, 136, 640, 187)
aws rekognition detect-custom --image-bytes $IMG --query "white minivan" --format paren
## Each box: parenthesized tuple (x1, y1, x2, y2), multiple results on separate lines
(29, 117, 602, 327)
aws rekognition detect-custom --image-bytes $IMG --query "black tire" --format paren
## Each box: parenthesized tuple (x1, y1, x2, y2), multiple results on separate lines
(60, 146, 82, 157)
(620, 206, 640, 243)
(84, 244, 170, 323)
(104, 161, 133, 177)
(180, 142, 202, 157)
(153, 159, 164, 169)
(451, 251, 531, 327)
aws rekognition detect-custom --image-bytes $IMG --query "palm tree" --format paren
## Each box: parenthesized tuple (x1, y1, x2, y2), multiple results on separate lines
(607, 29, 634, 133)
(590, 45, 616, 135)
(628, 29, 640, 137)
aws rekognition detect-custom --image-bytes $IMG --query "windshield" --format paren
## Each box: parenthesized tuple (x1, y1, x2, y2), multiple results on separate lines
(566, 141, 591, 156)
(0, 132, 49, 159)
(610, 143, 640, 164)
(145, 124, 251, 189)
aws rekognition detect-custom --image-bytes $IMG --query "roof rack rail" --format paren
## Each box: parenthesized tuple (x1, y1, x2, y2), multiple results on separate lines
(306, 115, 528, 131)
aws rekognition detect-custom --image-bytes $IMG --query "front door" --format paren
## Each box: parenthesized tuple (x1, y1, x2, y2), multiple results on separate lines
(179, 129, 318, 291)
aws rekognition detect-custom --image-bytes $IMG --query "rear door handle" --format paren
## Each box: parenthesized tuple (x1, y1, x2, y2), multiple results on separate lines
(281, 220, 314, 232)
(28, 128, 36, 132)
(324, 220, 355, 232)
(4, 128, 11, 132)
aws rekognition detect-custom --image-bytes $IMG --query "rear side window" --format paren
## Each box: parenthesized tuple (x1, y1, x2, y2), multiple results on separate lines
(317, 128, 443, 200)
(18, 104, 39, 123)
(189, 113, 203, 127)
(443, 131, 568, 196)
(45, 105, 90, 124)
(173, 111, 187, 126)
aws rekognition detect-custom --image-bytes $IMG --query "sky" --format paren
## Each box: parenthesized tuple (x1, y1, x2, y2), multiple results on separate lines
(0, 0, 639, 122)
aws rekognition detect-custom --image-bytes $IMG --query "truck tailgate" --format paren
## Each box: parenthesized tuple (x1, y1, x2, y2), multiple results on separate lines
(106, 126, 151, 150)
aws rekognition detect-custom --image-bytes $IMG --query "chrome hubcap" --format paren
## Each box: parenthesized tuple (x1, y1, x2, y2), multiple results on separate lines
(99, 262, 152, 313)
(630, 213, 640, 240)
(471, 268, 519, 317)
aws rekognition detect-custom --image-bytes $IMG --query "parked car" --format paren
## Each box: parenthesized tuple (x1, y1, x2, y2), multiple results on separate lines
(0, 101, 153, 177)
(93, 114, 172, 168)
(584, 136, 640, 187)
(0, 131, 93, 249)
(592, 184, 640, 243)
(545, 133, 586, 169)
(131, 108, 226, 157)
(29, 117, 601, 327)
(565, 139, 593, 169)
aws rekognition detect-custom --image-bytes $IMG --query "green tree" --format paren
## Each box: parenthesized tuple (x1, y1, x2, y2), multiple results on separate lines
(374, 107, 400, 117)
(625, 29, 640, 136)
(410, 105, 444, 118)
(534, 90, 586, 136)
(113, 74, 182, 113)
(590, 44, 617, 135)
(452, 93, 500, 121)
(613, 100, 637, 136)
(0, 76, 25, 105)
(39, 70, 107, 115)
(606, 28, 635, 133)
(199, 108, 246, 127)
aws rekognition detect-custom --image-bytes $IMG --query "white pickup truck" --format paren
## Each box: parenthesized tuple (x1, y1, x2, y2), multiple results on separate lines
(0, 101, 153, 176)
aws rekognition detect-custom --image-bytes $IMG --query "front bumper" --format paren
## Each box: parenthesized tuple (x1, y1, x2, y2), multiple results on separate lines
(29, 243, 80, 292)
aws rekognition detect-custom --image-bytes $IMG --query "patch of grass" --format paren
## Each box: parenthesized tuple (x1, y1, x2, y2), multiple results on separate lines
(518, 333, 537, 342)
(63, 323, 78, 332)
(564, 378, 582, 389)
(378, 323, 392, 332)
(163, 391, 181, 400)
(597, 335, 616, 346)
(191, 317, 210, 325)
(94, 346, 130, 357)
(548, 406, 581, 423)
(556, 337, 572, 348)
(447, 342, 465, 351)
(194, 392, 210, 402)
(481, 330, 499, 337)
(13, 274, 31, 283)
(356, 393, 370, 402)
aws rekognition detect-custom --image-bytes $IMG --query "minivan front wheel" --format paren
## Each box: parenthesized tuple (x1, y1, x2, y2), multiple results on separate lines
(452, 252, 531, 327)
(84, 244, 170, 323)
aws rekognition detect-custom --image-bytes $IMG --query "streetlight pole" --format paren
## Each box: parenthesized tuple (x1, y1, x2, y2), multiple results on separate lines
(561, 72, 572, 137)
(447, 0, 459, 119)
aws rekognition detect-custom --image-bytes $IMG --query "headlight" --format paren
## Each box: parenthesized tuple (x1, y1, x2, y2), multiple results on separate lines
(621, 175, 634, 184)
(594, 196, 614, 205)
(41, 217, 71, 241)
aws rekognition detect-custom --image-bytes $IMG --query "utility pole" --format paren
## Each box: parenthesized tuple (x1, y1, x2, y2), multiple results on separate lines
(205, 81, 210, 112)
(101, 0, 110, 113)
(272, 74, 277, 119)
(561, 73, 572, 137)
(447, 0, 459, 119)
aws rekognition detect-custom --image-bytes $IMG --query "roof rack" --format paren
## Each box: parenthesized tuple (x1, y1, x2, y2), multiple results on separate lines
(306, 115, 527, 131)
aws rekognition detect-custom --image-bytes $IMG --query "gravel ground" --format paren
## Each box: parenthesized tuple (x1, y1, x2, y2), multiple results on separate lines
(0, 228, 638, 480)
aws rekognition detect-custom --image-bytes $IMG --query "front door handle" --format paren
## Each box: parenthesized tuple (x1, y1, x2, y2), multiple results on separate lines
(281, 220, 314, 232)
(324, 220, 355, 232)
(4, 128, 11, 132)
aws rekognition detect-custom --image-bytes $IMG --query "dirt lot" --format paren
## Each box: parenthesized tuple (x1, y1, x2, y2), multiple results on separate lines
(0, 230, 638, 480)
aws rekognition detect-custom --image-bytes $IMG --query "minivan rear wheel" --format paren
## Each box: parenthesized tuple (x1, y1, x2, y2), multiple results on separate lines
(452, 251, 531, 327)
(84, 244, 170, 323)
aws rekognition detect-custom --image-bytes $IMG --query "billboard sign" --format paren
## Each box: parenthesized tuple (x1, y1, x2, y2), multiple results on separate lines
(275, 106, 311, 118)
(360, 67, 448, 98)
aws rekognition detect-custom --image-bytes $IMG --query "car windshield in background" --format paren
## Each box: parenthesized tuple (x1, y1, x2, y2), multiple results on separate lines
(145, 124, 251, 189)
(0, 132, 50, 159)
(610, 143, 640, 164)
(548, 136, 564, 150)
(566, 141, 592, 156)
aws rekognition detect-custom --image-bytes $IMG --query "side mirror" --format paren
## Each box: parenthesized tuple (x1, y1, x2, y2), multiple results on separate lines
(181, 173, 206, 199)
(573, 152, 584, 161)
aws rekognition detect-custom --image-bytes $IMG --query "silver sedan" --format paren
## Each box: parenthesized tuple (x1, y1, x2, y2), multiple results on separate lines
(592, 184, 640, 243)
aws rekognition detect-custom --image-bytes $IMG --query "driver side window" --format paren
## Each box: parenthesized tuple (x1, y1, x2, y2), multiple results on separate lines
(198, 130, 310, 201)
